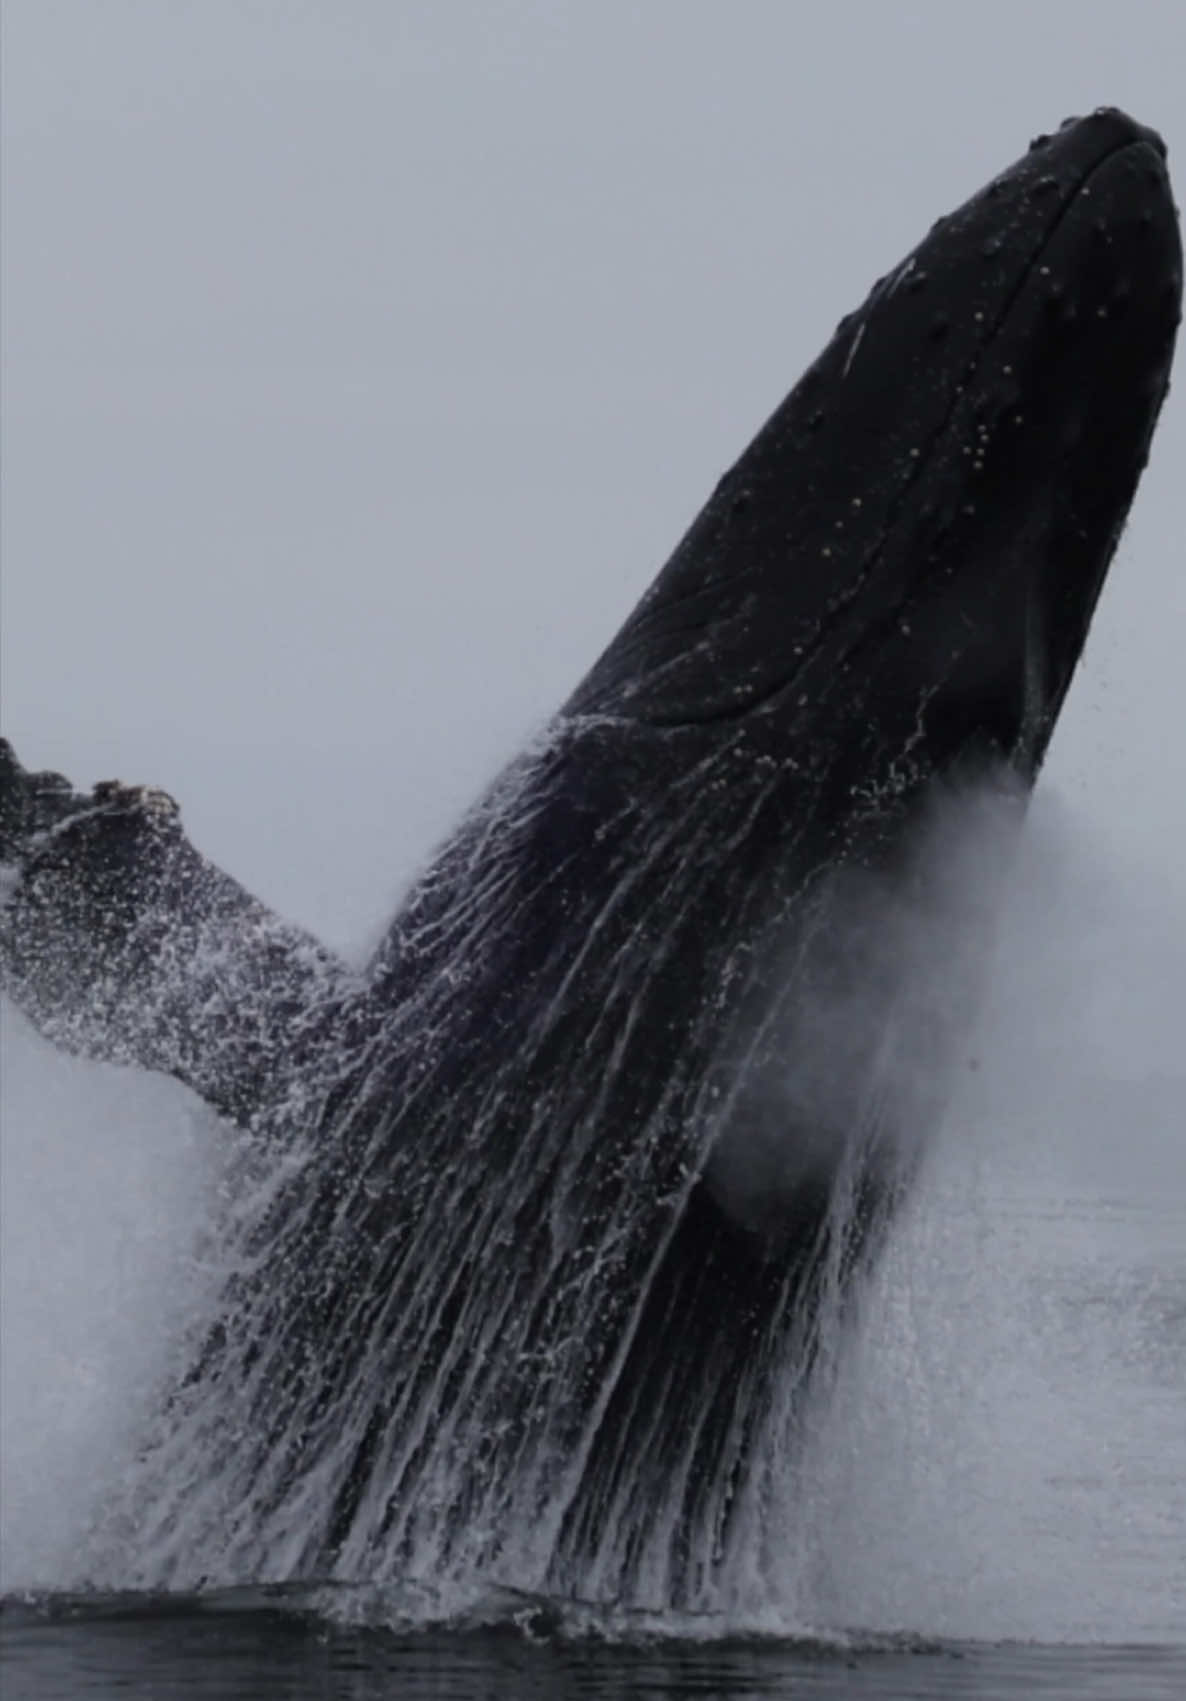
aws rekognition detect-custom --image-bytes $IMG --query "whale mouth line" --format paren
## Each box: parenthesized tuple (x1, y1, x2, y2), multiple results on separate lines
(620, 131, 1173, 738)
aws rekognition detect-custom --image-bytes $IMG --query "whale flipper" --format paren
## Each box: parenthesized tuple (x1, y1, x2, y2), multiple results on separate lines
(0, 742, 376, 1132)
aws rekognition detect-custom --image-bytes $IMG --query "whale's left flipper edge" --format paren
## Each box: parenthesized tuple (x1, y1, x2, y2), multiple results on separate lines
(0, 744, 375, 1133)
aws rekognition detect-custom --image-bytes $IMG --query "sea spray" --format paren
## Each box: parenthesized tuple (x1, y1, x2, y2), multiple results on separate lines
(3, 767, 1032, 1613)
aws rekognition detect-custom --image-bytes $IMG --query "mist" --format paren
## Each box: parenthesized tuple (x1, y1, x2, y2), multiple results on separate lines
(794, 795, 1186, 1642)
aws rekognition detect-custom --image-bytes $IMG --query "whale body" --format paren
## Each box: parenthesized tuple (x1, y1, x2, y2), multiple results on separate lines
(0, 109, 1180, 1601)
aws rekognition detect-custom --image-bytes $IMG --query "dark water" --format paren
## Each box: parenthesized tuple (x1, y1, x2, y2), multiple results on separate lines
(4, 1591, 1186, 1701)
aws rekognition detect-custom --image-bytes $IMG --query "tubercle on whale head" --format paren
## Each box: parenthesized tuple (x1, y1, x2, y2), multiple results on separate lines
(567, 108, 1181, 786)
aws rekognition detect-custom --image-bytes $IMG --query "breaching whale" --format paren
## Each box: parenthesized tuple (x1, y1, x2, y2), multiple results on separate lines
(0, 109, 1180, 1602)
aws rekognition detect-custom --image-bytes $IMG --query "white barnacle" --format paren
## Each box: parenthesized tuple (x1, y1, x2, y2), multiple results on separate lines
(841, 320, 867, 380)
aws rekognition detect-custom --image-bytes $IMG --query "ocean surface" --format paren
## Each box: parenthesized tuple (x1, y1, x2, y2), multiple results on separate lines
(2, 803, 1184, 1698)
(3, 1595, 1186, 1701)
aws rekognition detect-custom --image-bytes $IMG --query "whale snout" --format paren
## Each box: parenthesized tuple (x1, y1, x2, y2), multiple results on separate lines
(1037, 106, 1168, 165)
(569, 107, 1180, 766)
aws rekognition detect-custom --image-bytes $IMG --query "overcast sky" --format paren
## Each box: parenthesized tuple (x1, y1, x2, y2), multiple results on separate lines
(2, 0, 1184, 951)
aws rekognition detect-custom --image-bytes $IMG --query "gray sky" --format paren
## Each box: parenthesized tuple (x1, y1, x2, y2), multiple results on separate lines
(3, 0, 1184, 951)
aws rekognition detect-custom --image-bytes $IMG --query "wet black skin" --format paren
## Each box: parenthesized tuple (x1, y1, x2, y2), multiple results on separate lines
(0, 110, 1180, 1596)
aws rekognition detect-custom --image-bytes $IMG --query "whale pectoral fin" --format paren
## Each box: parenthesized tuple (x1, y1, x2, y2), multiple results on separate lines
(1, 740, 376, 1133)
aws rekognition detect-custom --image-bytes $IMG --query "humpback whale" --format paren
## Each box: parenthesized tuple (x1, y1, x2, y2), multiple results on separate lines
(0, 109, 1180, 1602)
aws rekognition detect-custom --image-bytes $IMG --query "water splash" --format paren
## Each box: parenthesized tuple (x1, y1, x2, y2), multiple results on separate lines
(0, 1008, 219, 1588)
(789, 795, 1186, 1643)
(2, 785, 1183, 1642)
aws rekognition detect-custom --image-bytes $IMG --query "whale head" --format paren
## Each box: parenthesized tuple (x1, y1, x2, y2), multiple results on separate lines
(569, 109, 1181, 794)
